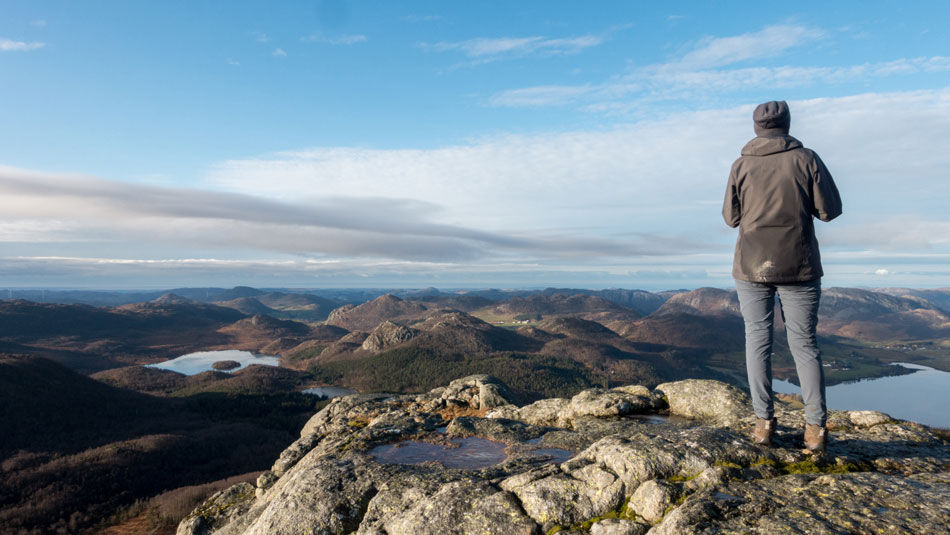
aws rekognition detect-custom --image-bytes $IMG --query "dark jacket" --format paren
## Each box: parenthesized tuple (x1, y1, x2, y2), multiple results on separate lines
(723, 133, 842, 283)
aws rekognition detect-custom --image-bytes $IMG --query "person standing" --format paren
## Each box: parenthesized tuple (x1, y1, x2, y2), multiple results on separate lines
(723, 100, 842, 453)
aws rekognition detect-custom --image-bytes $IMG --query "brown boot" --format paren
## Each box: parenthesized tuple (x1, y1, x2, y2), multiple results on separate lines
(753, 417, 777, 446)
(804, 423, 827, 453)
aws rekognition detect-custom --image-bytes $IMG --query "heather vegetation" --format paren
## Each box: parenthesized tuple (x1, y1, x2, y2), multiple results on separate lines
(101, 472, 262, 535)
(309, 347, 597, 400)
(0, 355, 327, 535)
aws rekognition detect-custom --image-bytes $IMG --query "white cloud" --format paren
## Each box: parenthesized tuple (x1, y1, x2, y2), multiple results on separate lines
(208, 90, 950, 260)
(30, 20, 47, 28)
(226, 58, 240, 66)
(3, 90, 948, 286)
(487, 22, 949, 112)
(875, 268, 890, 275)
(488, 85, 596, 107)
(0, 220, 83, 242)
(0, 38, 45, 51)
(300, 33, 367, 45)
(272, 48, 287, 57)
(251, 31, 270, 43)
(676, 24, 824, 69)
(822, 217, 950, 251)
(0, 165, 694, 265)
(491, 57, 950, 110)
(401, 14, 442, 23)
(422, 34, 602, 61)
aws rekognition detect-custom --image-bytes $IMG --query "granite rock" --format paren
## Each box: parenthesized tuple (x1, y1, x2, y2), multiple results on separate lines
(179, 376, 949, 535)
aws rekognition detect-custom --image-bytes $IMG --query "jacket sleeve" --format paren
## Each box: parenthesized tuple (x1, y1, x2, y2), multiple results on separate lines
(809, 153, 842, 222)
(722, 162, 741, 228)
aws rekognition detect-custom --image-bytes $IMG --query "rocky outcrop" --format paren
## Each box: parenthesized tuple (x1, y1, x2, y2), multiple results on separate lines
(652, 288, 740, 317)
(327, 294, 429, 332)
(361, 321, 416, 352)
(179, 376, 949, 535)
(654, 379, 749, 426)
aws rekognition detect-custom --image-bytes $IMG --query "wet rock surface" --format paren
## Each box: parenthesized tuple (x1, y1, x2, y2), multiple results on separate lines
(179, 376, 950, 535)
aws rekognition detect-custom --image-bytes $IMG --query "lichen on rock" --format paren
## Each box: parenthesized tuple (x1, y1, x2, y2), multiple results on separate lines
(654, 379, 750, 426)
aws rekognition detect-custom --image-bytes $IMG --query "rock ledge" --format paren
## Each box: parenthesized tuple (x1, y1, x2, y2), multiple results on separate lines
(179, 376, 949, 535)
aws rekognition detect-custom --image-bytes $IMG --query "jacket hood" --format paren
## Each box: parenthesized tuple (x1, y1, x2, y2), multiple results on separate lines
(753, 100, 790, 137)
(741, 135, 803, 156)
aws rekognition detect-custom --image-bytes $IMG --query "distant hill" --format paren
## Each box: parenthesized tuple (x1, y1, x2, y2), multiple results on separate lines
(452, 288, 533, 301)
(213, 286, 266, 301)
(326, 294, 430, 331)
(653, 287, 741, 317)
(0, 289, 166, 307)
(216, 296, 277, 316)
(410, 311, 541, 354)
(115, 293, 245, 323)
(173, 364, 310, 396)
(91, 365, 189, 394)
(539, 287, 680, 316)
(254, 292, 340, 321)
(616, 312, 745, 351)
(0, 297, 245, 371)
(1, 286, 343, 310)
(537, 316, 630, 343)
(0, 299, 137, 339)
(484, 293, 640, 323)
(0, 355, 168, 455)
(215, 293, 341, 322)
(414, 294, 495, 312)
(216, 315, 316, 354)
(220, 314, 313, 338)
(876, 287, 950, 315)
(819, 287, 950, 341)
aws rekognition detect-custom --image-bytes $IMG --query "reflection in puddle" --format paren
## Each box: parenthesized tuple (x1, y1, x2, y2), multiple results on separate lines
(370, 438, 508, 469)
(634, 414, 672, 425)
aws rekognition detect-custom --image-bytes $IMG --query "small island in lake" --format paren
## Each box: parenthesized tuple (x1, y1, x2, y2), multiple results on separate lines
(211, 360, 241, 371)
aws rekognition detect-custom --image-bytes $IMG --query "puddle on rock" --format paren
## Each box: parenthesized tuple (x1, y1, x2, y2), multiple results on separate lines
(370, 437, 508, 469)
(634, 414, 674, 425)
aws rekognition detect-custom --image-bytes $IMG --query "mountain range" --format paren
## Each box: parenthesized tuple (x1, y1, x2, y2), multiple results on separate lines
(2, 284, 948, 533)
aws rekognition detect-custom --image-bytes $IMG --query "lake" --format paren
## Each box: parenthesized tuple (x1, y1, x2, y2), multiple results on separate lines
(302, 386, 356, 399)
(774, 363, 950, 428)
(146, 350, 279, 375)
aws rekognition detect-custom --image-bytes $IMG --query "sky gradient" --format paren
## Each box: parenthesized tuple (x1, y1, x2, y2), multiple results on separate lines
(1, 1, 948, 289)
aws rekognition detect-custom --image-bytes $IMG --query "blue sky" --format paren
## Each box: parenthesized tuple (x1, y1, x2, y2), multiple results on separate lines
(1, 1, 948, 289)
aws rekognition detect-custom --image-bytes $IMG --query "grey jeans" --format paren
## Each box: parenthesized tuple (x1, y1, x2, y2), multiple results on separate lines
(735, 278, 826, 425)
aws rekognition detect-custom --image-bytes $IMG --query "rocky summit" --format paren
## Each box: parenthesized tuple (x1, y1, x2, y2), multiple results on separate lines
(178, 376, 950, 535)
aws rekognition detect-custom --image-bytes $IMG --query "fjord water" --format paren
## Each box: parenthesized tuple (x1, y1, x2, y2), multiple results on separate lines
(774, 363, 950, 428)
(146, 349, 279, 375)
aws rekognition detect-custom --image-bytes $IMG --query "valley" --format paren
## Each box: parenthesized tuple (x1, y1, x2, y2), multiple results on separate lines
(1, 284, 948, 534)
